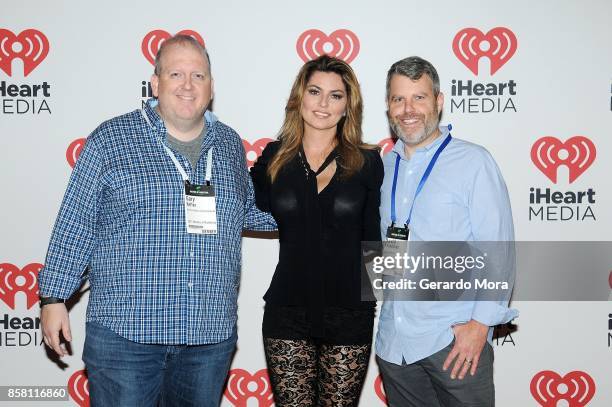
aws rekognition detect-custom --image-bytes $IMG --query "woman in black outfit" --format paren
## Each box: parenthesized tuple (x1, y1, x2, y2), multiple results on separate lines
(250, 55, 383, 406)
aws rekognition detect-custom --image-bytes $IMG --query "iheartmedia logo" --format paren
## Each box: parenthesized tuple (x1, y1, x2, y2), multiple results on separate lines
(450, 27, 517, 114)
(0, 263, 41, 310)
(243, 138, 273, 168)
(140, 29, 205, 107)
(531, 136, 596, 184)
(223, 368, 273, 407)
(452, 27, 517, 76)
(530, 370, 595, 406)
(68, 369, 90, 407)
(296, 29, 360, 64)
(374, 374, 387, 405)
(0, 29, 49, 77)
(529, 136, 596, 222)
(0, 29, 52, 115)
(66, 138, 86, 168)
(0, 263, 43, 348)
(377, 137, 395, 156)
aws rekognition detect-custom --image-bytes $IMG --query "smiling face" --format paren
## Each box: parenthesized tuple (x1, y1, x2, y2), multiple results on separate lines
(151, 42, 213, 134)
(387, 73, 444, 147)
(300, 71, 347, 136)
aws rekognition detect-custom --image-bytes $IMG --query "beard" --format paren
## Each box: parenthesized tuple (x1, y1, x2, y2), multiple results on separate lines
(390, 112, 440, 146)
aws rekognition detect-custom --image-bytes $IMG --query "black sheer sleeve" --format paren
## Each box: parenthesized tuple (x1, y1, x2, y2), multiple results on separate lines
(361, 149, 384, 242)
(250, 141, 280, 213)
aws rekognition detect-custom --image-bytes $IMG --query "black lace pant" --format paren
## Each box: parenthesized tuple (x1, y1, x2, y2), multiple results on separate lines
(262, 306, 374, 406)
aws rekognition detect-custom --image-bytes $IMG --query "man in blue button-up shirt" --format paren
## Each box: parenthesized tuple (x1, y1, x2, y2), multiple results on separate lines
(38, 35, 275, 406)
(375, 56, 517, 406)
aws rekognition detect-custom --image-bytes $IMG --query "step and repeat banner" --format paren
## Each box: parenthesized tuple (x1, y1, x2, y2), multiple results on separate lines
(1, 0, 611, 406)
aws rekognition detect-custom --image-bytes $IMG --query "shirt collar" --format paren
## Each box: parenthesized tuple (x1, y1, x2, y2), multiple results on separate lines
(392, 124, 451, 161)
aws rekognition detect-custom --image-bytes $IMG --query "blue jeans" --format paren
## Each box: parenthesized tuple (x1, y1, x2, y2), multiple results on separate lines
(83, 321, 236, 407)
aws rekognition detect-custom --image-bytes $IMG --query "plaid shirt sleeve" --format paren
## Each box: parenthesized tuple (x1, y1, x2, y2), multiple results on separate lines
(39, 125, 106, 298)
(243, 174, 277, 231)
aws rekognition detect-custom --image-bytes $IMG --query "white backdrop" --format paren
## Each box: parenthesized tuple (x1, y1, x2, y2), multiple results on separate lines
(1, 0, 611, 405)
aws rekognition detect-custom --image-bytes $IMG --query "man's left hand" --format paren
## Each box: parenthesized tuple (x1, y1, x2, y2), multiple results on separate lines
(442, 319, 489, 380)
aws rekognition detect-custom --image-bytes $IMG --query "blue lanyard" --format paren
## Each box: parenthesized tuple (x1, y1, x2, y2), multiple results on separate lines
(391, 133, 452, 227)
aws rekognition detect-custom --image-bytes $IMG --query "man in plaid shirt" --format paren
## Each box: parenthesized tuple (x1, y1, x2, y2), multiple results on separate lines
(38, 35, 275, 406)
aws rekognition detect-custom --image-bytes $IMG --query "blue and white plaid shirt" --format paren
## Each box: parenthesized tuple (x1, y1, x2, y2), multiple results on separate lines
(39, 99, 276, 345)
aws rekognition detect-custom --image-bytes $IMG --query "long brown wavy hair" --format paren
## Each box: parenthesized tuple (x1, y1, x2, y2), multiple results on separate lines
(267, 55, 375, 182)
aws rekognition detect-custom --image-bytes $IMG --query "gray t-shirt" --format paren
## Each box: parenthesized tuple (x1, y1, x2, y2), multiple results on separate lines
(166, 125, 206, 171)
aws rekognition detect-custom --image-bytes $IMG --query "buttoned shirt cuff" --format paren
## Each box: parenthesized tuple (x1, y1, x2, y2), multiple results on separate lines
(38, 269, 82, 299)
(471, 301, 518, 327)
(243, 212, 278, 231)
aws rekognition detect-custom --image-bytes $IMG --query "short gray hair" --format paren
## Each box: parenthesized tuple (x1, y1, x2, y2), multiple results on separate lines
(386, 56, 440, 99)
(154, 34, 211, 76)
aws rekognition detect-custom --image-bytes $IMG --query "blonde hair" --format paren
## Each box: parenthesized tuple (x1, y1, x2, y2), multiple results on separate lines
(268, 55, 375, 182)
(154, 34, 211, 76)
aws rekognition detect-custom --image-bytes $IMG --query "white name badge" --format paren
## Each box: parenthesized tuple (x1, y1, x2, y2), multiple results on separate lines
(184, 182, 217, 234)
(163, 143, 216, 235)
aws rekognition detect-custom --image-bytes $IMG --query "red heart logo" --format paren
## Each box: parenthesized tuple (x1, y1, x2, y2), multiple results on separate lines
(0, 29, 50, 76)
(0, 263, 42, 310)
(296, 29, 360, 64)
(452, 27, 517, 75)
(377, 137, 396, 156)
(531, 136, 596, 184)
(141, 29, 205, 66)
(223, 368, 274, 407)
(68, 369, 90, 407)
(243, 138, 273, 168)
(374, 374, 388, 405)
(66, 138, 87, 168)
(530, 370, 595, 406)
